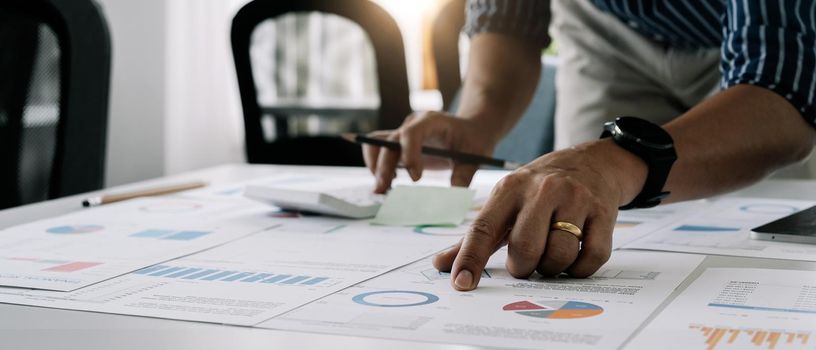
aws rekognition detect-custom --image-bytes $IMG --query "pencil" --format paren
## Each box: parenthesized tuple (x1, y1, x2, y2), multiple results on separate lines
(342, 133, 522, 170)
(82, 181, 208, 207)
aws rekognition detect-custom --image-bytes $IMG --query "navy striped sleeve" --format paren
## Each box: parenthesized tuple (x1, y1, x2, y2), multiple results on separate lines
(721, 0, 816, 127)
(463, 0, 551, 48)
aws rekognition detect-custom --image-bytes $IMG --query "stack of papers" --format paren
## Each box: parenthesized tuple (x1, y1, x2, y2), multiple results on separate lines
(0, 171, 813, 349)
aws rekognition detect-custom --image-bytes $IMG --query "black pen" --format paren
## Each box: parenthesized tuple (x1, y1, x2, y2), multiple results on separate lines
(342, 133, 522, 170)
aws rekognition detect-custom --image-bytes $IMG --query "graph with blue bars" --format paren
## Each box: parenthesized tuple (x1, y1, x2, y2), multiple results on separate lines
(129, 229, 211, 241)
(133, 265, 330, 286)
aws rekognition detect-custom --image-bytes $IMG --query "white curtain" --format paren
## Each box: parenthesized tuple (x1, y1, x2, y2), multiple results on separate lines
(165, 0, 249, 175)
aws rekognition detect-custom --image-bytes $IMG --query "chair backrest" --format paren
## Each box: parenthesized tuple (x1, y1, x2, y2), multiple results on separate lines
(0, 0, 111, 209)
(431, 0, 465, 111)
(232, 0, 412, 166)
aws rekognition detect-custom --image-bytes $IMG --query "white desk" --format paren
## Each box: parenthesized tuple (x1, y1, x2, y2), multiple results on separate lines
(1, 164, 814, 350)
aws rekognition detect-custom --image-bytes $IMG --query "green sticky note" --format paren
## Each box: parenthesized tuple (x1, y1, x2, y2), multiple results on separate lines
(371, 185, 475, 226)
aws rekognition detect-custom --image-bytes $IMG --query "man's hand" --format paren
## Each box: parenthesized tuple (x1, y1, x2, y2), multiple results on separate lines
(362, 34, 544, 194)
(363, 111, 501, 193)
(432, 140, 648, 291)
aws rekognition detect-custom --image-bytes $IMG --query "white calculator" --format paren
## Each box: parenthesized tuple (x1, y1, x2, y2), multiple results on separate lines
(244, 177, 385, 219)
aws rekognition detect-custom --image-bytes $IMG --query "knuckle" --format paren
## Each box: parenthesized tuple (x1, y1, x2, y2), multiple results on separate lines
(507, 262, 534, 279)
(585, 247, 612, 268)
(454, 251, 484, 269)
(536, 264, 564, 277)
(469, 218, 499, 243)
(595, 204, 616, 222)
(534, 175, 560, 196)
(569, 269, 595, 278)
(559, 176, 584, 197)
(571, 261, 605, 278)
(496, 173, 526, 192)
(509, 239, 541, 260)
(545, 244, 576, 266)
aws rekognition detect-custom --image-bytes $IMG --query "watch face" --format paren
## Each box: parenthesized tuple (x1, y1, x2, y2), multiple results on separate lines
(615, 116, 673, 148)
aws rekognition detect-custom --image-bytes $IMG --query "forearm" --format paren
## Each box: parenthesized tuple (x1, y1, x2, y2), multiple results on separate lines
(662, 85, 815, 202)
(457, 33, 542, 145)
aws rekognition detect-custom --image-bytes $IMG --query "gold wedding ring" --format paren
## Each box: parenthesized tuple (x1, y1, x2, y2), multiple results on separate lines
(551, 221, 583, 240)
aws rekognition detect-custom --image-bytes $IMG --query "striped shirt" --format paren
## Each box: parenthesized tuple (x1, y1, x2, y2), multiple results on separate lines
(464, 0, 816, 127)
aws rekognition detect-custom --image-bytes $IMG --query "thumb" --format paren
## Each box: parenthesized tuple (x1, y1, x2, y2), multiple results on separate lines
(450, 162, 479, 187)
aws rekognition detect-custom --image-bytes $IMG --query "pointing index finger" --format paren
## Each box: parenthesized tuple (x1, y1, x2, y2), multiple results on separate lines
(450, 177, 521, 290)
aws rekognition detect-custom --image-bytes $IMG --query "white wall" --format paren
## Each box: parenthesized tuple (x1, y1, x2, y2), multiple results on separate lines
(97, 0, 167, 186)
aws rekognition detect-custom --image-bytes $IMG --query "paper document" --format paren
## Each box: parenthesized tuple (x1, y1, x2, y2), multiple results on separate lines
(0, 198, 268, 291)
(258, 250, 704, 350)
(623, 198, 816, 261)
(372, 186, 475, 226)
(612, 201, 702, 249)
(0, 217, 460, 325)
(628, 268, 816, 350)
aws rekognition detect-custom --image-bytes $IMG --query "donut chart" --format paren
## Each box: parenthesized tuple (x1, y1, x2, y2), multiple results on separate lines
(413, 225, 467, 236)
(352, 290, 440, 307)
(503, 300, 603, 319)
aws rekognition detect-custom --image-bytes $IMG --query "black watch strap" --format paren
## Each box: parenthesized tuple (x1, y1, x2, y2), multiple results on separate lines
(618, 153, 672, 210)
(601, 117, 677, 210)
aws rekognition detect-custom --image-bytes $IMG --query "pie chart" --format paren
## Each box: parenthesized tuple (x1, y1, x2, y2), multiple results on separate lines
(503, 300, 603, 319)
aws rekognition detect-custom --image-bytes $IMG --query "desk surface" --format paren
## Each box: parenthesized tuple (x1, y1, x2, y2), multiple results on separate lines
(1, 164, 814, 350)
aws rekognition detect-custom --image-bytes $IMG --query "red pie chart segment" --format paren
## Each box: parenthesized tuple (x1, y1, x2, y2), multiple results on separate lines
(502, 300, 547, 311)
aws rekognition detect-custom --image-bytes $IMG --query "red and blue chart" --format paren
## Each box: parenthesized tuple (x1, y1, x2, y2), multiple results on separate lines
(503, 300, 604, 319)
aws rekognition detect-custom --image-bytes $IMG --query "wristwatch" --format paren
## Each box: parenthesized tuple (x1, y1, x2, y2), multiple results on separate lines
(600, 116, 677, 210)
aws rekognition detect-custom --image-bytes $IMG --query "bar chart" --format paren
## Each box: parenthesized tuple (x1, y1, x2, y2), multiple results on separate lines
(6, 257, 102, 273)
(689, 324, 812, 350)
(133, 265, 330, 286)
(129, 229, 211, 241)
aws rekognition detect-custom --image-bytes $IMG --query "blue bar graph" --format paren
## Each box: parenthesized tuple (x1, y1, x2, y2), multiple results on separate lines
(301, 277, 328, 285)
(221, 272, 254, 281)
(137, 265, 330, 286)
(130, 229, 211, 241)
(167, 268, 202, 278)
(163, 231, 210, 241)
(134, 265, 169, 274)
(241, 273, 274, 282)
(202, 271, 238, 281)
(261, 275, 291, 284)
(131, 229, 175, 238)
(280, 276, 310, 284)
(149, 266, 185, 276)
(183, 269, 220, 279)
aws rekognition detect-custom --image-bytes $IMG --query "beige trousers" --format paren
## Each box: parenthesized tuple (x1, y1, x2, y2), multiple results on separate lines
(550, 0, 814, 178)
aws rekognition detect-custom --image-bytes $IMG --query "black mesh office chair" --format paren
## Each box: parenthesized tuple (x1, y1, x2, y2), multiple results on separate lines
(231, 0, 411, 166)
(0, 0, 111, 209)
